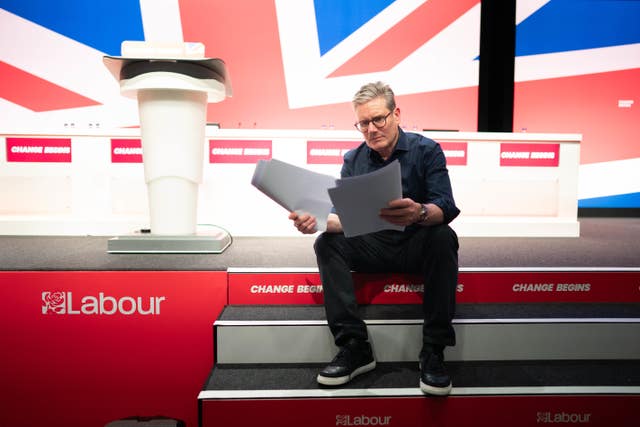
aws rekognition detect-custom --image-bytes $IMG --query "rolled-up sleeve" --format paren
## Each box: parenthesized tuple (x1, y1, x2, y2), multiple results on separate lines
(423, 144, 460, 224)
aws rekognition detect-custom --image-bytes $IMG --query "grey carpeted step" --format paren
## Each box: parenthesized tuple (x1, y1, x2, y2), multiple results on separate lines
(200, 360, 640, 399)
(214, 304, 640, 364)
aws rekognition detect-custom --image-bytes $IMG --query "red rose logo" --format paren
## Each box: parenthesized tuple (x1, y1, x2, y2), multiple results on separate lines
(42, 291, 65, 314)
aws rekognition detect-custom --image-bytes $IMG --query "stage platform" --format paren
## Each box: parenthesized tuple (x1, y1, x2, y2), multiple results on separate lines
(2, 216, 639, 427)
(1, 217, 639, 270)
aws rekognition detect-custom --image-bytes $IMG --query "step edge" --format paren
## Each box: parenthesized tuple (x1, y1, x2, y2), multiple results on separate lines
(214, 318, 640, 327)
(228, 267, 640, 273)
(198, 385, 640, 400)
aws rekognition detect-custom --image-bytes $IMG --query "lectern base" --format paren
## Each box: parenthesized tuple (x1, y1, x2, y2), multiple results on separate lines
(108, 226, 232, 254)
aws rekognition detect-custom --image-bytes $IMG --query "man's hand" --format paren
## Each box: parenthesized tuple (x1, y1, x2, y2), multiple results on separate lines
(289, 211, 317, 234)
(379, 198, 421, 226)
(380, 199, 444, 226)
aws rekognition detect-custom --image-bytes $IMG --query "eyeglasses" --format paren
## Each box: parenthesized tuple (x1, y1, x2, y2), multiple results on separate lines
(354, 112, 392, 132)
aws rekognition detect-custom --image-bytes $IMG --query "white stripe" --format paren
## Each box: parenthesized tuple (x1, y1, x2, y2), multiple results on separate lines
(391, 4, 481, 95)
(515, 44, 640, 82)
(198, 385, 640, 400)
(515, 0, 552, 25)
(275, 0, 481, 108)
(0, 9, 138, 130)
(8, 103, 139, 133)
(0, 98, 33, 123)
(453, 386, 640, 396)
(216, 320, 327, 326)
(319, 0, 426, 75)
(459, 267, 640, 272)
(579, 159, 640, 200)
(0, 9, 122, 104)
(514, 1, 640, 83)
(228, 267, 320, 273)
(453, 318, 640, 324)
(215, 318, 640, 327)
(139, 0, 183, 42)
(228, 267, 640, 273)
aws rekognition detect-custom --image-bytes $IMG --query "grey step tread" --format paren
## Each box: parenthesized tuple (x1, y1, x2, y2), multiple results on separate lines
(214, 304, 640, 363)
(201, 360, 640, 395)
(216, 303, 640, 323)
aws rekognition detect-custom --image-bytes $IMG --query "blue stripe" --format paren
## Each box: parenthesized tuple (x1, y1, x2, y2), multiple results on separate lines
(314, 0, 394, 56)
(516, 0, 640, 57)
(0, 0, 144, 55)
(579, 192, 640, 208)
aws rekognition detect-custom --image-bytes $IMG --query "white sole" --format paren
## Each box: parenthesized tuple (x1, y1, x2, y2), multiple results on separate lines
(317, 360, 377, 386)
(420, 380, 452, 396)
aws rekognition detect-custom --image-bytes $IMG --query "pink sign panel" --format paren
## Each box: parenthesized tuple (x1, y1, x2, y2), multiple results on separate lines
(440, 141, 468, 166)
(6, 137, 72, 162)
(111, 138, 143, 163)
(209, 139, 272, 163)
(307, 140, 360, 164)
(500, 143, 560, 167)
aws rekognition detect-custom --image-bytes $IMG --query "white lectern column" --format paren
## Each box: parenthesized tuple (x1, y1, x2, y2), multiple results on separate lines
(103, 50, 232, 253)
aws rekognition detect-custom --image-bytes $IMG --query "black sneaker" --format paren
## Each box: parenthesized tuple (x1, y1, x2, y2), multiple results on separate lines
(317, 339, 376, 386)
(419, 352, 452, 396)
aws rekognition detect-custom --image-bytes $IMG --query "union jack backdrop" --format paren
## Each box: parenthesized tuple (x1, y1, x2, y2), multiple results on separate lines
(514, 0, 640, 208)
(1, 0, 638, 207)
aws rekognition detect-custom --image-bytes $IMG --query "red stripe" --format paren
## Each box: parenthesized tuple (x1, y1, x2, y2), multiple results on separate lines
(0, 61, 99, 112)
(227, 271, 640, 305)
(329, 0, 479, 77)
(514, 68, 640, 164)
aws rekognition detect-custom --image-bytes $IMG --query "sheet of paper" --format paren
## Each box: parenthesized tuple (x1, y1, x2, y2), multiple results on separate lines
(328, 160, 404, 237)
(251, 159, 336, 231)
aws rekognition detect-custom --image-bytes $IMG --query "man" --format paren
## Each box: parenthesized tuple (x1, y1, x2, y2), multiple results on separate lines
(289, 81, 460, 396)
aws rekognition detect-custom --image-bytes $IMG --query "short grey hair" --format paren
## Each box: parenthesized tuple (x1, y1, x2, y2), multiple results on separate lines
(352, 81, 396, 111)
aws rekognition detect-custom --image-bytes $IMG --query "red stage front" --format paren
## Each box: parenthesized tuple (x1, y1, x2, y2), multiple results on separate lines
(0, 271, 227, 427)
(201, 395, 640, 427)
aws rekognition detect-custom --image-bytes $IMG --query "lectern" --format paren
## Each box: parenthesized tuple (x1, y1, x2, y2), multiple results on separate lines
(104, 42, 232, 253)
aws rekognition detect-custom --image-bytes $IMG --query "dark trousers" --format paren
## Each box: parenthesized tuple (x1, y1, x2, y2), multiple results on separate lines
(314, 224, 458, 355)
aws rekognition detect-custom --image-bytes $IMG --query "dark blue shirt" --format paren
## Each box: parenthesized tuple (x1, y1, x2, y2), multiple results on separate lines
(341, 127, 460, 226)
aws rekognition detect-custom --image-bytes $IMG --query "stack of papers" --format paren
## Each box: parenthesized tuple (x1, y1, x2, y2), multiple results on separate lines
(329, 161, 403, 237)
(251, 158, 404, 237)
(251, 159, 335, 232)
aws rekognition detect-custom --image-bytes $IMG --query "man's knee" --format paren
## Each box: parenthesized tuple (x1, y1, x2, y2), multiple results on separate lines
(314, 232, 342, 257)
(429, 225, 459, 251)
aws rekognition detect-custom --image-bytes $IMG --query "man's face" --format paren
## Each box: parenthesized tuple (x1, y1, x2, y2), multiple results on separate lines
(354, 97, 400, 159)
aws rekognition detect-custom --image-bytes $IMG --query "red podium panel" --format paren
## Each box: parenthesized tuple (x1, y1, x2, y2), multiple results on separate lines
(227, 269, 640, 305)
(201, 394, 640, 427)
(0, 271, 227, 427)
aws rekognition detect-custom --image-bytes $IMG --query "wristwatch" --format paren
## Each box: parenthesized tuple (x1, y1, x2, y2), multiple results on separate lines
(418, 203, 428, 223)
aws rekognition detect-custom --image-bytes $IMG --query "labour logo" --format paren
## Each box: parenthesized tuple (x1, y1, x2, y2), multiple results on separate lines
(42, 291, 66, 314)
(40, 290, 166, 315)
